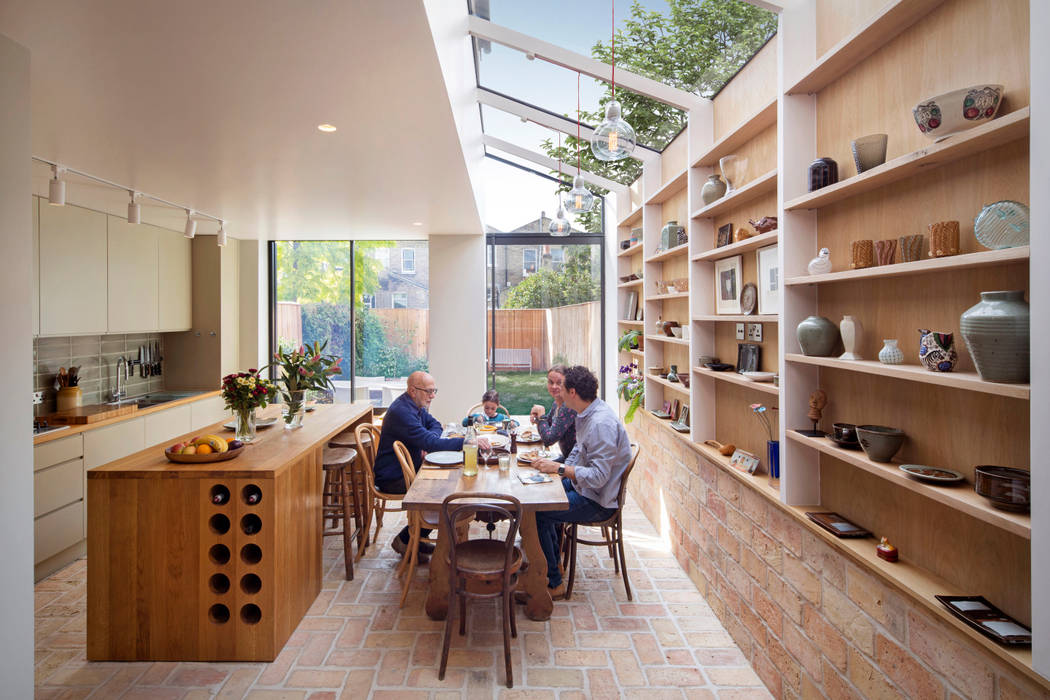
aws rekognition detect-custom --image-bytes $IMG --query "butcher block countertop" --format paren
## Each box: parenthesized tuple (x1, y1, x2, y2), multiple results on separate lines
(87, 402, 374, 479)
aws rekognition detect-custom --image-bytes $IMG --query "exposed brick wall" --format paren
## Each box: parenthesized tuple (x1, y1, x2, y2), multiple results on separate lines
(626, 411, 1050, 699)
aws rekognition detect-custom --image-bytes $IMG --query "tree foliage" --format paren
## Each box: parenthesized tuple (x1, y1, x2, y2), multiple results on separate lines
(275, 240, 393, 309)
(541, 0, 777, 210)
(503, 247, 599, 309)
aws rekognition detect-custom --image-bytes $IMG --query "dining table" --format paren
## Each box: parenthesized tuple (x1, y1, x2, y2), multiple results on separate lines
(401, 430, 568, 622)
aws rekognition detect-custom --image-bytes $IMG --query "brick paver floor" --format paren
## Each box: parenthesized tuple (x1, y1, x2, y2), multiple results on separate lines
(34, 494, 771, 699)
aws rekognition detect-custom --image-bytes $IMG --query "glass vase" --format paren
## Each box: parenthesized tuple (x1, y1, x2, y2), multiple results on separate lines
(235, 408, 257, 442)
(283, 390, 306, 429)
(767, 440, 780, 479)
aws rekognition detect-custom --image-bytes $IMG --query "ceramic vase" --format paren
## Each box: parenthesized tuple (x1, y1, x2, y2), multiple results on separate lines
(851, 133, 888, 173)
(839, 315, 864, 360)
(767, 440, 780, 479)
(928, 221, 960, 257)
(719, 155, 747, 192)
(899, 234, 924, 262)
(874, 239, 897, 266)
(808, 248, 832, 275)
(701, 174, 727, 205)
(808, 157, 838, 191)
(918, 329, 957, 372)
(878, 339, 904, 365)
(850, 240, 874, 269)
(797, 316, 840, 357)
(960, 290, 1030, 383)
(667, 365, 680, 383)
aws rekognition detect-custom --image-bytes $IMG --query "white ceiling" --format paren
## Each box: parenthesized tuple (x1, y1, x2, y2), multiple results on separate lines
(2, 0, 484, 239)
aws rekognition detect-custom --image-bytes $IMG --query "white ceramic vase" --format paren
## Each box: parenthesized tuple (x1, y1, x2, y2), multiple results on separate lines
(839, 315, 863, 360)
(878, 339, 904, 365)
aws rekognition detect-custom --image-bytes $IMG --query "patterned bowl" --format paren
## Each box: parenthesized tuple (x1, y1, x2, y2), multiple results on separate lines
(912, 85, 1003, 141)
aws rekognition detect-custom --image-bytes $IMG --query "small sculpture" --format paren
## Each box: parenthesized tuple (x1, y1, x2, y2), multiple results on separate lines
(748, 217, 778, 234)
(808, 248, 832, 275)
(796, 389, 828, 437)
(733, 228, 754, 243)
(876, 537, 899, 562)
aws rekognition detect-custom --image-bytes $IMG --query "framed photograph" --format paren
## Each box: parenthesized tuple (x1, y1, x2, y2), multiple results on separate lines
(717, 223, 733, 248)
(714, 255, 742, 314)
(736, 343, 761, 373)
(757, 244, 779, 315)
(730, 449, 760, 473)
(671, 406, 690, 433)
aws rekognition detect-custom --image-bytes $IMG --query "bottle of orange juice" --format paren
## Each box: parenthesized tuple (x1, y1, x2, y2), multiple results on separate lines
(462, 424, 479, 477)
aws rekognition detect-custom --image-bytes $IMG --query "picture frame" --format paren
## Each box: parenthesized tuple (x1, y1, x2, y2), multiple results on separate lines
(714, 255, 742, 314)
(736, 343, 761, 373)
(729, 449, 760, 473)
(671, 406, 690, 433)
(717, 223, 733, 248)
(756, 244, 779, 315)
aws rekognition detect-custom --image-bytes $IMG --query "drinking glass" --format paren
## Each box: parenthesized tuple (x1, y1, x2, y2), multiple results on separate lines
(462, 443, 478, 477)
(498, 455, 512, 475)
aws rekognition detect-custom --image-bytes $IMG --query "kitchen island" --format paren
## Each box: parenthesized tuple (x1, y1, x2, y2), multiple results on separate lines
(86, 402, 373, 661)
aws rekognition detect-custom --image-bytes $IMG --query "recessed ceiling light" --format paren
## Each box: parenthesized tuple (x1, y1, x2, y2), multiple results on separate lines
(317, 124, 337, 133)
(412, 221, 423, 226)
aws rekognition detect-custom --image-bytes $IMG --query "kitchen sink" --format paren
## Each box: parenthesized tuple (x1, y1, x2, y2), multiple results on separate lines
(107, 391, 206, 408)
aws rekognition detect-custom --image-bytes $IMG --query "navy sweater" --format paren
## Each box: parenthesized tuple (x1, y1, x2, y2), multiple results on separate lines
(373, 392, 464, 484)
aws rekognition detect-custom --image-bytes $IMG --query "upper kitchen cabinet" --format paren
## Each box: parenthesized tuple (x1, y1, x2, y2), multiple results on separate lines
(157, 228, 192, 331)
(39, 202, 108, 336)
(107, 217, 159, 332)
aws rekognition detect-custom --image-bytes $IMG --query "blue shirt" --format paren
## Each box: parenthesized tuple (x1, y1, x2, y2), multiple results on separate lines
(563, 398, 632, 509)
(373, 392, 464, 484)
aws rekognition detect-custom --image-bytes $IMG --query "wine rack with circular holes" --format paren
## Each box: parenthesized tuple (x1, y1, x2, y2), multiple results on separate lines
(203, 479, 269, 635)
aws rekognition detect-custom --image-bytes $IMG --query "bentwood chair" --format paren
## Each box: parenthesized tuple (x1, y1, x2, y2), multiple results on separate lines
(466, 402, 511, 419)
(393, 440, 442, 608)
(355, 423, 404, 554)
(563, 443, 640, 601)
(438, 492, 522, 688)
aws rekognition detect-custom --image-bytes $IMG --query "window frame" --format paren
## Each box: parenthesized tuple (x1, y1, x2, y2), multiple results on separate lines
(401, 248, 416, 275)
(522, 248, 538, 276)
(392, 292, 409, 309)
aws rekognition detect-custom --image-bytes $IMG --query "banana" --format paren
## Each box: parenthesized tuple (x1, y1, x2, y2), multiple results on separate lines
(193, 435, 228, 453)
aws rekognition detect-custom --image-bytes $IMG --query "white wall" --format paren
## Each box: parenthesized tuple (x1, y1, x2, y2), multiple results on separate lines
(427, 234, 486, 421)
(0, 32, 35, 697)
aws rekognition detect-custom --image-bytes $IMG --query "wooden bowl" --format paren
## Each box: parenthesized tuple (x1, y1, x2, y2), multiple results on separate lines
(165, 444, 246, 464)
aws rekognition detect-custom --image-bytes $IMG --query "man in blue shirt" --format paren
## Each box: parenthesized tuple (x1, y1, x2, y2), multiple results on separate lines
(531, 365, 632, 599)
(373, 371, 466, 560)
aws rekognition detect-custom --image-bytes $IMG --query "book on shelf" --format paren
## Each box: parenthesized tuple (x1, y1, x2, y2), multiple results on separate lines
(625, 291, 638, 321)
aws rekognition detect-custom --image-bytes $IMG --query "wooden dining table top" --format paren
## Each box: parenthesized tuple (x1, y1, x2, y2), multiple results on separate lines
(401, 459, 568, 511)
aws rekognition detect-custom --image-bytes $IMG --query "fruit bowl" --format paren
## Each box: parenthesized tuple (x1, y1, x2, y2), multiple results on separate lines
(165, 443, 246, 464)
(912, 84, 1003, 141)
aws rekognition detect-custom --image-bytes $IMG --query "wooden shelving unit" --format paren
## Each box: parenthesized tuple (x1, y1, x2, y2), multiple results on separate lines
(646, 243, 689, 263)
(616, 279, 643, 290)
(645, 334, 689, 346)
(692, 97, 778, 168)
(784, 354, 1030, 400)
(690, 169, 777, 219)
(785, 247, 1028, 286)
(617, 206, 642, 229)
(692, 367, 780, 396)
(785, 0, 948, 95)
(617, 320, 643, 327)
(691, 230, 778, 262)
(617, 243, 643, 258)
(644, 168, 689, 205)
(692, 314, 777, 323)
(784, 109, 1030, 211)
(648, 374, 690, 396)
(648, 291, 689, 301)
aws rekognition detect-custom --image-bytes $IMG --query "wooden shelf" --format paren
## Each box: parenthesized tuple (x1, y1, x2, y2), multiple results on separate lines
(648, 374, 690, 396)
(692, 230, 778, 262)
(692, 314, 777, 323)
(694, 441, 781, 496)
(648, 291, 689, 301)
(786, 432, 1029, 538)
(627, 349, 644, 359)
(784, 109, 1031, 210)
(785, 247, 1029, 286)
(785, 0, 948, 95)
(784, 354, 1030, 400)
(617, 243, 643, 258)
(617, 320, 643, 327)
(646, 243, 689, 263)
(645, 334, 690, 346)
(692, 366, 780, 396)
(618, 206, 643, 228)
(617, 279, 643, 289)
(691, 169, 777, 219)
(645, 168, 688, 205)
(693, 97, 778, 168)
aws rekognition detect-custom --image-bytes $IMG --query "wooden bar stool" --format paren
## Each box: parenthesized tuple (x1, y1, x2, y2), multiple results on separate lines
(329, 427, 374, 556)
(322, 446, 360, 580)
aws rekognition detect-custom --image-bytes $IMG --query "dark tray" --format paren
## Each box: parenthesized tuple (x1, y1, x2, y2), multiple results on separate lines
(805, 511, 870, 538)
(935, 595, 1031, 645)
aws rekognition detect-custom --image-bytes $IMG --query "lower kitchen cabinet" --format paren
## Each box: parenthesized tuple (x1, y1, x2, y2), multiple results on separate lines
(144, 403, 191, 446)
(189, 394, 229, 430)
(34, 433, 85, 579)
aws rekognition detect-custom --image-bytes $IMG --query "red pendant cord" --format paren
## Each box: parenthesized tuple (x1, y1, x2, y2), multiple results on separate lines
(611, 1, 616, 99)
(577, 72, 582, 173)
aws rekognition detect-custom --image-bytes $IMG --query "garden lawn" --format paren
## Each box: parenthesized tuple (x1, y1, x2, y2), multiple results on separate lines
(491, 371, 550, 415)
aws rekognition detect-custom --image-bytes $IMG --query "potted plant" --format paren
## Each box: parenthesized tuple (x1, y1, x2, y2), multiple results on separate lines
(618, 329, 642, 351)
(221, 369, 277, 442)
(617, 362, 644, 423)
(269, 341, 342, 428)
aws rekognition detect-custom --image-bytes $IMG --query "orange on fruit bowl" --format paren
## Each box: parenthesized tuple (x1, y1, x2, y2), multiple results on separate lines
(165, 443, 246, 464)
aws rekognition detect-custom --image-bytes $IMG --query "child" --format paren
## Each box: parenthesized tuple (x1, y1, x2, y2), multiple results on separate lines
(462, 389, 516, 427)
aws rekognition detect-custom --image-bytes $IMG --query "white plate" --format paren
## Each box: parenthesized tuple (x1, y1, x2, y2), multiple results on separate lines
(516, 449, 549, 464)
(223, 416, 278, 430)
(740, 371, 776, 382)
(481, 434, 509, 448)
(425, 451, 463, 465)
(516, 429, 542, 443)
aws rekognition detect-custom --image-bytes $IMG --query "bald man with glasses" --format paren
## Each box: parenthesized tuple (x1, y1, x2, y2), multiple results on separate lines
(373, 371, 465, 560)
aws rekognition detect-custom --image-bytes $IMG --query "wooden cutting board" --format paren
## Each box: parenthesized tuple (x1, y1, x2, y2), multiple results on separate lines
(48, 403, 138, 424)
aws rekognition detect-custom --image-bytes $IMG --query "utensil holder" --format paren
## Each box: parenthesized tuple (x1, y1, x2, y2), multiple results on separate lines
(56, 386, 82, 411)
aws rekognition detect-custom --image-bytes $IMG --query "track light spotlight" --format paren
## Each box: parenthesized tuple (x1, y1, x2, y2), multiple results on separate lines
(48, 165, 66, 206)
(217, 221, 227, 247)
(184, 210, 197, 238)
(127, 191, 141, 224)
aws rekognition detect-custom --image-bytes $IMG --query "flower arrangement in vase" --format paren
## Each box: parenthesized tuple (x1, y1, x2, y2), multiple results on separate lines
(751, 403, 780, 478)
(617, 362, 644, 423)
(269, 341, 342, 428)
(221, 369, 277, 442)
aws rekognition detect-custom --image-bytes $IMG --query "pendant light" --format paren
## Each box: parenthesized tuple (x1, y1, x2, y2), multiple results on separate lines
(48, 165, 66, 206)
(127, 191, 141, 224)
(591, 2, 636, 161)
(564, 72, 595, 215)
(549, 132, 571, 236)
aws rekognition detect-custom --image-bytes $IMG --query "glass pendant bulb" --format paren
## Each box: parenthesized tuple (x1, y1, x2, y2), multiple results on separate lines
(549, 204, 571, 236)
(590, 100, 636, 161)
(564, 174, 595, 215)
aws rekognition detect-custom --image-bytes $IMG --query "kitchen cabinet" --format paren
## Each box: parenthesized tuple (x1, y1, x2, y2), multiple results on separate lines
(33, 434, 84, 572)
(189, 394, 229, 431)
(84, 416, 145, 469)
(144, 403, 191, 446)
(32, 196, 39, 336)
(107, 217, 159, 332)
(157, 228, 192, 330)
(39, 201, 108, 335)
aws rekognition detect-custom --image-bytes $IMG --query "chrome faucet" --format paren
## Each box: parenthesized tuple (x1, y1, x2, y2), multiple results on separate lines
(113, 356, 129, 401)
